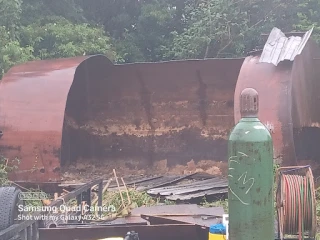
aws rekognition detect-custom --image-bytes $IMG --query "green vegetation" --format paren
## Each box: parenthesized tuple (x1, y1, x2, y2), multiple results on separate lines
(0, 155, 19, 186)
(201, 197, 228, 213)
(0, 0, 319, 78)
(102, 188, 158, 210)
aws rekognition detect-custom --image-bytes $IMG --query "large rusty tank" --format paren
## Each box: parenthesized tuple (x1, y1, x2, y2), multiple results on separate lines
(0, 56, 244, 185)
(235, 27, 320, 167)
(2, 27, 320, 186)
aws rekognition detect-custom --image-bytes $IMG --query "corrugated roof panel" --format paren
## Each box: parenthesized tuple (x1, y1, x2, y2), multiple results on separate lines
(259, 27, 313, 66)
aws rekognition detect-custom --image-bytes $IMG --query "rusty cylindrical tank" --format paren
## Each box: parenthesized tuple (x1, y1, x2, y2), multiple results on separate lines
(228, 88, 274, 240)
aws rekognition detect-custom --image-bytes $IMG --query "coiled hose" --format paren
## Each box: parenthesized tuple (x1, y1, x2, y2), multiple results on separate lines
(276, 166, 317, 240)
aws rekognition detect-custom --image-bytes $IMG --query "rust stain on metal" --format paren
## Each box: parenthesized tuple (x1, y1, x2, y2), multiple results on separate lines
(132, 204, 224, 227)
(137, 70, 155, 130)
(0, 55, 243, 184)
(235, 27, 320, 166)
(0, 56, 89, 183)
(234, 56, 292, 165)
(0, 55, 114, 183)
(3, 26, 320, 184)
(62, 59, 243, 172)
(196, 70, 208, 126)
(38, 224, 205, 240)
(131, 204, 224, 216)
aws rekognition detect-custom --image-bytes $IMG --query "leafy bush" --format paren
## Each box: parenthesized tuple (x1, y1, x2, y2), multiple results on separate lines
(0, 155, 20, 186)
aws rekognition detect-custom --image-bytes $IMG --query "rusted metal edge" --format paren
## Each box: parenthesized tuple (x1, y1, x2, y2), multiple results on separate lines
(155, 183, 228, 196)
(56, 220, 147, 227)
(141, 214, 189, 225)
(38, 224, 207, 240)
(165, 187, 228, 201)
(13, 182, 62, 193)
(109, 175, 164, 188)
(0, 55, 110, 184)
(137, 173, 197, 191)
(60, 175, 165, 190)
(131, 204, 224, 216)
(0, 220, 39, 240)
(140, 214, 222, 228)
(49, 178, 103, 208)
(147, 178, 227, 195)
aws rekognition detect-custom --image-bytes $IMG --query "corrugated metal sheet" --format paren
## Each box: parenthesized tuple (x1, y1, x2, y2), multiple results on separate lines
(259, 27, 313, 66)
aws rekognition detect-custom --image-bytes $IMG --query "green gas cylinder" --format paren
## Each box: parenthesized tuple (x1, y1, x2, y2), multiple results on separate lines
(228, 88, 274, 240)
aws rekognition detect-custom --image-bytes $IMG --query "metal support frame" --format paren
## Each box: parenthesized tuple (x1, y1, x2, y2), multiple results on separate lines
(0, 221, 39, 240)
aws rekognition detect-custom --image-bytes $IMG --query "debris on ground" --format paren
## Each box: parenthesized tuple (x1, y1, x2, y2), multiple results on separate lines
(60, 172, 228, 202)
(17, 169, 228, 233)
(61, 159, 228, 183)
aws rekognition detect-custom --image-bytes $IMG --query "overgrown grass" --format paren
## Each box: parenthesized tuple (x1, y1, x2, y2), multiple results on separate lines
(101, 188, 176, 210)
(24, 187, 51, 208)
(0, 155, 19, 186)
(201, 197, 228, 213)
(102, 188, 157, 210)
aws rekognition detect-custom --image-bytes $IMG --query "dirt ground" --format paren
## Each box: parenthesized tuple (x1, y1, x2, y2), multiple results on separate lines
(61, 159, 228, 183)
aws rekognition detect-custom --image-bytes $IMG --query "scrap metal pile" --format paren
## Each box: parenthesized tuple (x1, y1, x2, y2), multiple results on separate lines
(0, 176, 227, 240)
(61, 172, 228, 202)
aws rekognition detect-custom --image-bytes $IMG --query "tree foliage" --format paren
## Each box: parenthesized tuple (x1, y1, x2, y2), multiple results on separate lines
(0, 0, 118, 78)
(0, 0, 319, 78)
(20, 18, 118, 60)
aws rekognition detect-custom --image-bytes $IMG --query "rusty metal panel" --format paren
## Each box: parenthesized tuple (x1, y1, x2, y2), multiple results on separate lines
(38, 224, 206, 240)
(140, 213, 222, 227)
(259, 27, 313, 66)
(0, 55, 244, 184)
(147, 177, 228, 200)
(62, 58, 244, 175)
(235, 28, 320, 166)
(234, 56, 295, 166)
(0, 56, 92, 183)
(290, 38, 320, 163)
(131, 204, 224, 216)
(291, 40, 320, 128)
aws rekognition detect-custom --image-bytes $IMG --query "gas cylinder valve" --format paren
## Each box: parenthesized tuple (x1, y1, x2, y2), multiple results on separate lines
(240, 87, 258, 118)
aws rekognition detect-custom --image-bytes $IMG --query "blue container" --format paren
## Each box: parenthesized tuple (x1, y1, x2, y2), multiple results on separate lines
(209, 223, 226, 234)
